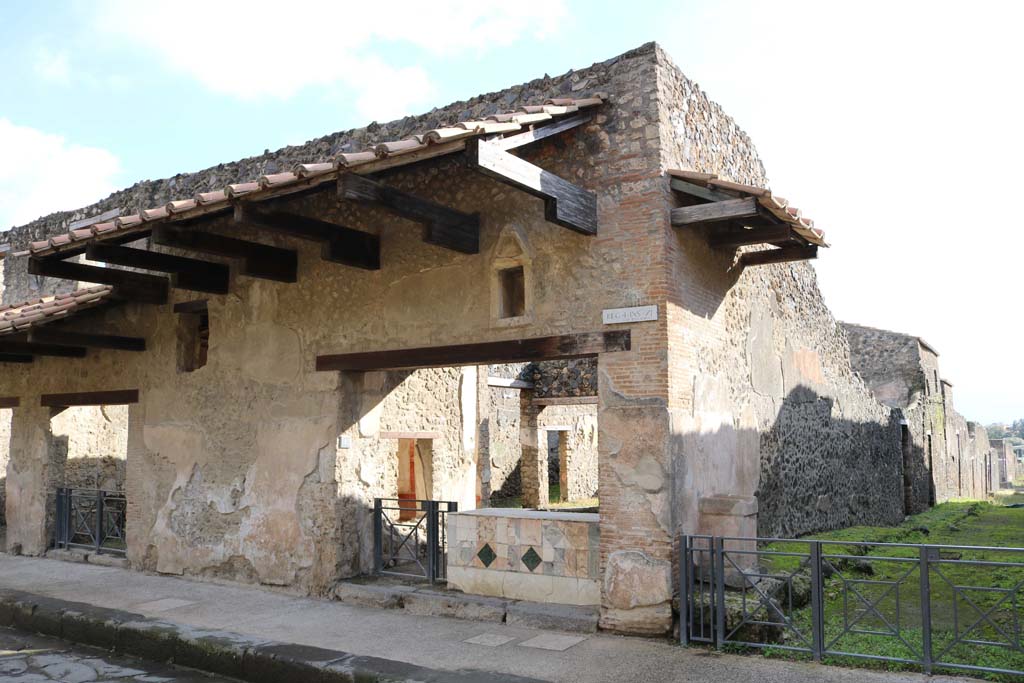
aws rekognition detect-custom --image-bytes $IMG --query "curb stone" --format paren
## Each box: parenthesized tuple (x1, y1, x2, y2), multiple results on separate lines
(0, 589, 543, 683)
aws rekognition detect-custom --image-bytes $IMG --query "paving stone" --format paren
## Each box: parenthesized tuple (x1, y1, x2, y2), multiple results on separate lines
(463, 633, 517, 647)
(402, 590, 507, 622)
(132, 599, 196, 613)
(517, 633, 587, 651)
(505, 601, 598, 633)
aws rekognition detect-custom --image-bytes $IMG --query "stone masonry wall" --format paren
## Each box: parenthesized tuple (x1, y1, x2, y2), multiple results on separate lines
(655, 47, 904, 544)
(1, 43, 672, 616)
(842, 323, 925, 408)
(0, 409, 9, 527)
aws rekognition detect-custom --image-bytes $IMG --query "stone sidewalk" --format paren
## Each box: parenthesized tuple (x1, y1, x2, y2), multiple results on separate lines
(0, 555, 977, 683)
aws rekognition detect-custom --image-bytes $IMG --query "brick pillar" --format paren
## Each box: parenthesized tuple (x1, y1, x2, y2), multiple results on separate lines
(124, 402, 147, 569)
(597, 349, 674, 636)
(5, 404, 61, 555)
(519, 391, 545, 508)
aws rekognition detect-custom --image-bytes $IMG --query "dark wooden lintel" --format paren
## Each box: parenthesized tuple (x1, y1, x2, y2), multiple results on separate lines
(669, 178, 735, 203)
(234, 205, 380, 270)
(316, 330, 629, 372)
(709, 224, 795, 250)
(467, 138, 597, 235)
(0, 340, 86, 357)
(152, 225, 298, 283)
(740, 245, 818, 267)
(40, 389, 139, 408)
(492, 113, 592, 151)
(172, 299, 209, 314)
(0, 396, 20, 408)
(339, 174, 479, 254)
(671, 197, 759, 227)
(28, 258, 168, 305)
(27, 328, 146, 352)
(0, 354, 32, 364)
(86, 243, 229, 295)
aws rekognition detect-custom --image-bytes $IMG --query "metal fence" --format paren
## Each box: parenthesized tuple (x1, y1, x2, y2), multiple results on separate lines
(373, 498, 457, 583)
(680, 535, 1024, 677)
(54, 488, 127, 556)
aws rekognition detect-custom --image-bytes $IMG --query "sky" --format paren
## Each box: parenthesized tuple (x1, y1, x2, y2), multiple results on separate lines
(1, 0, 1021, 422)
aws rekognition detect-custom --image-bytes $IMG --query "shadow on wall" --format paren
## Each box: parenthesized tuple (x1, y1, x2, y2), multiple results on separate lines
(674, 385, 907, 543)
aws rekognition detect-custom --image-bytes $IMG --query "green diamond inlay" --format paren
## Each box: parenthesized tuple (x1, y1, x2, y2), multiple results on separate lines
(521, 546, 542, 572)
(477, 543, 497, 568)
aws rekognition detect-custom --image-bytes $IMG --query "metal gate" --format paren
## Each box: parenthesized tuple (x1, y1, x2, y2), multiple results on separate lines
(680, 535, 1024, 677)
(373, 498, 456, 583)
(54, 488, 127, 556)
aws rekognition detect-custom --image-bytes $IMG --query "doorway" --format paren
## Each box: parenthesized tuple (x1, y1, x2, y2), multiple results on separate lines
(396, 438, 432, 520)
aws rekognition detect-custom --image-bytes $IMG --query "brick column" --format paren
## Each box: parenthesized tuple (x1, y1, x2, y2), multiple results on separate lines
(519, 391, 546, 508)
(5, 404, 61, 555)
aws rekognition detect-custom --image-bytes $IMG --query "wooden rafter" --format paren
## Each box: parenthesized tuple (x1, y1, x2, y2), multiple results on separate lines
(0, 397, 20, 408)
(316, 330, 630, 372)
(339, 174, 480, 254)
(491, 113, 592, 151)
(152, 225, 298, 283)
(234, 204, 380, 270)
(28, 258, 168, 305)
(709, 225, 794, 250)
(0, 355, 32, 364)
(466, 138, 597, 235)
(27, 328, 146, 352)
(740, 246, 818, 267)
(0, 340, 86, 357)
(86, 243, 229, 295)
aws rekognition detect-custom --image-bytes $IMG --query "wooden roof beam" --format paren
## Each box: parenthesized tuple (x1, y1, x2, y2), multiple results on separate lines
(234, 204, 380, 270)
(669, 177, 735, 203)
(491, 113, 592, 151)
(28, 258, 168, 305)
(27, 328, 146, 352)
(317, 330, 629, 372)
(339, 174, 479, 255)
(86, 243, 229, 295)
(152, 225, 298, 283)
(740, 245, 818, 267)
(671, 197, 759, 227)
(0, 354, 33, 364)
(0, 340, 87, 358)
(40, 389, 139, 408)
(466, 138, 597, 236)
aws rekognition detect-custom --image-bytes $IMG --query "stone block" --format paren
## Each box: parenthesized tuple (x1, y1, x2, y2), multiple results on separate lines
(332, 581, 413, 609)
(244, 642, 346, 683)
(116, 619, 180, 662)
(505, 600, 598, 633)
(88, 553, 130, 569)
(174, 630, 261, 681)
(61, 607, 121, 650)
(402, 589, 507, 622)
(603, 550, 671, 610)
(46, 548, 88, 563)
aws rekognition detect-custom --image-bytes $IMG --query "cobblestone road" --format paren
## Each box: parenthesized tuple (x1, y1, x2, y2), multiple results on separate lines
(0, 628, 230, 683)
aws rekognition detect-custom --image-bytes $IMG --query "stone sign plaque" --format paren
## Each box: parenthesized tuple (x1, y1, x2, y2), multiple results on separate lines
(602, 305, 658, 325)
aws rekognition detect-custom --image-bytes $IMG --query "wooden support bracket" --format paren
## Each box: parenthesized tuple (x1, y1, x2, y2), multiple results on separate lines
(339, 174, 479, 254)
(27, 328, 146, 352)
(466, 138, 597, 235)
(234, 204, 380, 270)
(28, 258, 168, 305)
(40, 389, 139, 408)
(152, 225, 298, 283)
(740, 245, 818, 267)
(671, 197, 760, 227)
(86, 243, 229, 295)
(709, 225, 794, 250)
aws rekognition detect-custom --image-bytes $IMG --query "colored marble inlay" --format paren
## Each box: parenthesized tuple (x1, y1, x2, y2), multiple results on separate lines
(521, 546, 542, 572)
(477, 543, 497, 567)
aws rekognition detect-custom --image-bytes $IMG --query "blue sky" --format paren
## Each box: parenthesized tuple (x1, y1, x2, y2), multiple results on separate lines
(2, 1, 1022, 422)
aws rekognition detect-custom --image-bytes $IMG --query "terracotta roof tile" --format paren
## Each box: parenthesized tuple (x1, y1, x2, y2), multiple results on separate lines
(0, 285, 115, 338)
(23, 94, 607, 258)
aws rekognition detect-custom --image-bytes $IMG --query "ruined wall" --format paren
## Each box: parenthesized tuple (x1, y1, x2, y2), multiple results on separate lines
(486, 383, 525, 499)
(0, 409, 9, 527)
(655, 48, 903, 543)
(1, 44, 672, 613)
(528, 359, 597, 398)
(842, 323, 925, 408)
(50, 405, 129, 491)
(537, 403, 598, 501)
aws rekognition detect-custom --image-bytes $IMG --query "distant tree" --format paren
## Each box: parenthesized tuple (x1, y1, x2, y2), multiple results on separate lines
(988, 423, 1009, 439)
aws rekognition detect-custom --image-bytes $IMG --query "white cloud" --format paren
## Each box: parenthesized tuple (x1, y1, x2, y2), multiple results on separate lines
(0, 119, 121, 229)
(93, 0, 566, 120)
(34, 48, 70, 85)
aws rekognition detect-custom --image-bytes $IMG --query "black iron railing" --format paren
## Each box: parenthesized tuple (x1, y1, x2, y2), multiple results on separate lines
(373, 498, 456, 583)
(680, 535, 1024, 677)
(54, 488, 127, 556)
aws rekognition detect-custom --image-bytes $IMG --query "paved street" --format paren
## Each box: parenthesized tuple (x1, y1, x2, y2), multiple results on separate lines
(0, 627, 228, 682)
(0, 554, 983, 683)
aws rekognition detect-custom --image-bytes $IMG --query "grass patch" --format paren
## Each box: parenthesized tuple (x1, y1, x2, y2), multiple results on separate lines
(710, 500, 1024, 681)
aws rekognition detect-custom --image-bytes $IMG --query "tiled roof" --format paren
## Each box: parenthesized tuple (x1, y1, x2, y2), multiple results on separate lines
(0, 285, 114, 337)
(22, 96, 606, 259)
(668, 169, 828, 247)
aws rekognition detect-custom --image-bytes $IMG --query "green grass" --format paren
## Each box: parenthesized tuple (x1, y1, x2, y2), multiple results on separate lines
(723, 500, 1024, 681)
(489, 484, 598, 510)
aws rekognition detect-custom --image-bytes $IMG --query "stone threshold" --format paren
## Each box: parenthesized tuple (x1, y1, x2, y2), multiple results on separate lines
(0, 588, 544, 683)
(45, 547, 130, 569)
(333, 579, 599, 634)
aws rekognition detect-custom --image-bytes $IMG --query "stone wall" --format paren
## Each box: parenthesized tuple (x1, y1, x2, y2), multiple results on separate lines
(537, 403, 598, 501)
(0, 409, 9, 527)
(656, 48, 904, 551)
(51, 405, 129, 491)
(1, 43, 671, 610)
(528, 359, 597, 398)
(842, 323, 925, 408)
